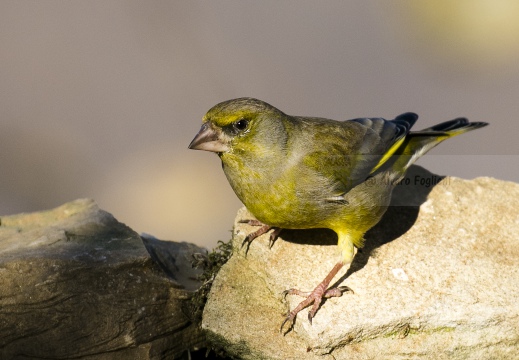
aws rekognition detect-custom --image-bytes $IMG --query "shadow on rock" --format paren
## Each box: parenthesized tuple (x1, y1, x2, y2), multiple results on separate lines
(335, 165, 445, 285)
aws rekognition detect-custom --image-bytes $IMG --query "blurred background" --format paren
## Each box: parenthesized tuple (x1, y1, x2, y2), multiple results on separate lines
(1, 1, 518, 249)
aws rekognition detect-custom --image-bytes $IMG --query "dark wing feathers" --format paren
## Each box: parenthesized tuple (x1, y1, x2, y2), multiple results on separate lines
(418, 117, 468, 132)
(350, 112, 417, 152)
(333, 113, 417, 191)
(415, 117, 487, 136)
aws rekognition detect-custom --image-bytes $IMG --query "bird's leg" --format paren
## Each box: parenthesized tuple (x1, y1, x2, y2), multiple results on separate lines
(280, 261, 352, 334)
(238, 220, 283, 253)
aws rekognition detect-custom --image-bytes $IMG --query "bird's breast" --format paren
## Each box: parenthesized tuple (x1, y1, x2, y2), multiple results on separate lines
(222, 156, 339, 229)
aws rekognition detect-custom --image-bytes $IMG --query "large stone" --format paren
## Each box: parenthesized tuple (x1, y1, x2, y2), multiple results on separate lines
(202, 166, 519, 359)
(0, 199, 205, 359)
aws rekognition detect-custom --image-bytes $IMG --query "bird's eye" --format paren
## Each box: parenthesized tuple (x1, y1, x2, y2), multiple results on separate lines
(234, 119, 249, 131)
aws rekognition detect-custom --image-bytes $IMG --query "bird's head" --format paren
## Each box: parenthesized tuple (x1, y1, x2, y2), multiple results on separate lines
(188, 97, 287, 156)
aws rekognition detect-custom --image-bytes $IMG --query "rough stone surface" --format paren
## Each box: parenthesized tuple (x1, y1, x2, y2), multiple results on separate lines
(202, 166, 519, 359)
(0, 199, 205, 360)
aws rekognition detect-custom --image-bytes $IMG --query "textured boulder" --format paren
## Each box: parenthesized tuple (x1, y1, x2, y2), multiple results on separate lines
(0, 199, 205, 359)
(202, 166, 519, 359)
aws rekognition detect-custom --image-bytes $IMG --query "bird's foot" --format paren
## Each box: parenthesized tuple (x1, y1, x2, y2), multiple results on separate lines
(239, 220, 282, 253)
(280, 285, 352, 334)
(279, 261, 351, 334)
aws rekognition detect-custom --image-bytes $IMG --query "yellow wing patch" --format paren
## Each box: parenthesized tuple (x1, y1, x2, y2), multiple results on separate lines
(369, 136, 406, 174)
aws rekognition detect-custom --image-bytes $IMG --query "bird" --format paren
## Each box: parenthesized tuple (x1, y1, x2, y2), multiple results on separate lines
(188, 97, 488, 333)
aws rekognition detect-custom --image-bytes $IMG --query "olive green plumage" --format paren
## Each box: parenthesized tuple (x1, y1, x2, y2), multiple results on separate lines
(190, 97, 487, 260)
(189, 97, 487, 329)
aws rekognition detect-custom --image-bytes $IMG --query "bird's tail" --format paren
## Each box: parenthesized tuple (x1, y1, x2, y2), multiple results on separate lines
(388, 118, 488, 176)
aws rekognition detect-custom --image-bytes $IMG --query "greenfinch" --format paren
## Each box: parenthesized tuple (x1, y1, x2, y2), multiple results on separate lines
(188, 97, 487, 333)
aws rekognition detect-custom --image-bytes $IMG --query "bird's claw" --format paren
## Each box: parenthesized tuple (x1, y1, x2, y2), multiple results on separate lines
(335, 285, 354, 295)
(280, 313, 295, 334)
(280, 280, 353, 334)
(238, 219, 264, 226)
(268, 228, 283, 248)
(281, 290, 289, 300)
(238, 220, 282, 254)
(279, 301, 317, 334)
(240, 236, 253, 254)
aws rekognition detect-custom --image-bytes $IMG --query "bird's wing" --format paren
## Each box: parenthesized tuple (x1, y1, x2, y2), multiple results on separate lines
(296, 113, 417, 198)
(350, 112, 418, 175)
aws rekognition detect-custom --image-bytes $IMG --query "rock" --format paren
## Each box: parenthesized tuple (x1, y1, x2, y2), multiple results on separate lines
(202, 166, 519, 359)
(0, 199, 206, 360)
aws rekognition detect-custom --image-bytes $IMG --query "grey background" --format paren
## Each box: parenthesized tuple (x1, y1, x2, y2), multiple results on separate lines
(1, 1, 518, 249)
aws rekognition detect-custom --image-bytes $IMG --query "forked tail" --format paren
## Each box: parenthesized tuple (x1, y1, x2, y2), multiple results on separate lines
(387, 118, 488, 176)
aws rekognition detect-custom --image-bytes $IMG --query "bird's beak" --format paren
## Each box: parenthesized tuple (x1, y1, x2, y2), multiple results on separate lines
(188, 123, 229, 153)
